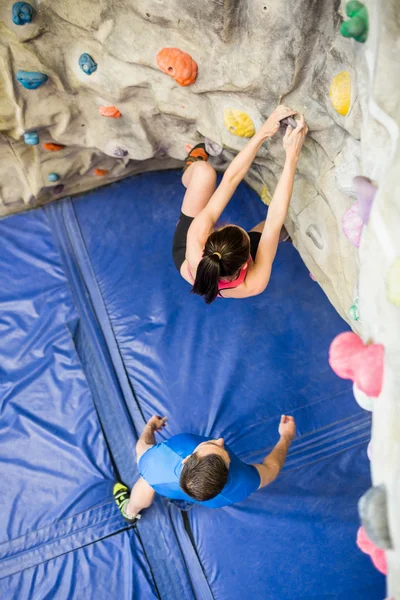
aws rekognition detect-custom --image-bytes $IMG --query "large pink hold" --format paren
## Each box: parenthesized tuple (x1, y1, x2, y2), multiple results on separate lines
(329, 332, 384, 397)
(357, 526, 387, 575)
(342, 202, 364, 247)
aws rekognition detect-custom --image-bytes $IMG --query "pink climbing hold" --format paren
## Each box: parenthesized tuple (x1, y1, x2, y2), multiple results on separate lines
(357, 526, 387, 575)
(342, 202, 363, 247)
(354, 176, 377, 224)
(328, 332, 384, 397)
(309, 272, 317, 281)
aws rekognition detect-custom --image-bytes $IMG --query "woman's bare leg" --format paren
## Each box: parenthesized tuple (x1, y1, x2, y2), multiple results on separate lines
(125, 477, 155, 518)
(181, 160, 217, 218)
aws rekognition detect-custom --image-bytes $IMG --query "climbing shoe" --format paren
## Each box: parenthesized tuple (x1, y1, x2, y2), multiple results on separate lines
(113, 482, 141, 525)
(183, 143, 209, 173)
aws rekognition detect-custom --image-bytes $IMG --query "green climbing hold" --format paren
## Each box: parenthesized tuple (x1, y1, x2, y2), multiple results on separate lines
(340, 1, 368, 43)
(349, 298, 360, 321)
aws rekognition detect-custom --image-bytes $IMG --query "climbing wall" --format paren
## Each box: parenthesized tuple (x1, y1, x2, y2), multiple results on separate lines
(0, 0, 399, 594)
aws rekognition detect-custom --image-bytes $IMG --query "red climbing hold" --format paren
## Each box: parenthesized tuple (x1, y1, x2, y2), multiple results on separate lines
(99, 106, 121, 118)
(43, 143, 65, 152)
(95, 168, 108, 176)
(156, 48, 197, 86)
(328, 332, 384, 397)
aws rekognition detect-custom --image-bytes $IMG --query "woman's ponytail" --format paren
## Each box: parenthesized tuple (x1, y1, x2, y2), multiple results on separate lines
(191, 225, 250, 304)
(192, 254, 221, 304)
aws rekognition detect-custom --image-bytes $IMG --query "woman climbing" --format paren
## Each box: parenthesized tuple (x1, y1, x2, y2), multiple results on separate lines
(172, 105, 308, 303)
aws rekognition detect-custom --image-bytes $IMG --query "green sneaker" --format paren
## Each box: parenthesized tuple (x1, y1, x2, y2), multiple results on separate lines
(113, 483, 141, 525)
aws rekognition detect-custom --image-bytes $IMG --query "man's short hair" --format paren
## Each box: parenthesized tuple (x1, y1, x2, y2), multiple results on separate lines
(180, 452, 229, 501)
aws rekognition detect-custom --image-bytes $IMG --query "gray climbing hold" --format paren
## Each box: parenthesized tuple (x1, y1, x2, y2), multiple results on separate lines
(358, 485, 393, 550)
(24, 131, 39, 145)
(48, 173, 60, 182)
(306, 224, 324, 249)
(12, 2, 33, 26)
(79, 53, 98, 75)
(205, 138, 223, 156)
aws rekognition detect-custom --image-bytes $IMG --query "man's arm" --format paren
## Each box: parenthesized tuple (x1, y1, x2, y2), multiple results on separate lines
(136, 415, 167, 461)
(253, 415, 296, 488)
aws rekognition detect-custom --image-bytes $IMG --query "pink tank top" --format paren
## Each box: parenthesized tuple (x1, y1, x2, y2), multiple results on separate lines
(188, 256, 252, 295)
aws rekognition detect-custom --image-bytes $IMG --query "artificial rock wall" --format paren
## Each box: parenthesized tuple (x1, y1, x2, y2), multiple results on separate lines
(1, 0, 365, 324)
(1, 0, 400, 594)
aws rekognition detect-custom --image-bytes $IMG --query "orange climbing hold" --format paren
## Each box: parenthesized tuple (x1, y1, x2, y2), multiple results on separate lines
(156, 48, 197, 86)
(43, 143, 65, 152)
(99, 106, 121, 118)
(95, 168, 108, 176)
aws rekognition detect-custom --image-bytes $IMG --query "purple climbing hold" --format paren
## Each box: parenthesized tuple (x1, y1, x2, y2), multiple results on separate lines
(113, 147, 128, 158)
(280, 117, 297, 129)
(204, 138, 223, 156)
(354, 176, 377, 224)
(53, 184, 64, 194)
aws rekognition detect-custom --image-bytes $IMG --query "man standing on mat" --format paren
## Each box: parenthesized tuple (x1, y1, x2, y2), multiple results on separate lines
(113, 414, 296, 521)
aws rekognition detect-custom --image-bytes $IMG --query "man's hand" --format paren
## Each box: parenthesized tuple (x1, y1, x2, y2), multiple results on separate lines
(147, 415, 167, 432)
(283, 114, 308, 161)
(260, 105, 296, 139)
(278, 415, 296, 442)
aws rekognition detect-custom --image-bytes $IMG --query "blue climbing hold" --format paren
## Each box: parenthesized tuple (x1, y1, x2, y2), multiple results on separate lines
(16, 70, 48, 90)
(48, 173, 60, 183)
(12, 2, 33, 26)
(79, 53, 97, 75)
(23, 131, 39, 145)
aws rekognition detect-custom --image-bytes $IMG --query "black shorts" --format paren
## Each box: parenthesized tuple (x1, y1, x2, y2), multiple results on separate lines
(172, 212, 262, 272)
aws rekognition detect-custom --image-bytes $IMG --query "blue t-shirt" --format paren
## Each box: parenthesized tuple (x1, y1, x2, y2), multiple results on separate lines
(138, 433, 260, 508)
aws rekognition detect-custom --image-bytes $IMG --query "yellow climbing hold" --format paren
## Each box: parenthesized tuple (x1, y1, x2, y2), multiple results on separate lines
(387, 257, 400, 307)
(260, 185, 272, 206)
(330, 71, 351, 116)
(223, 108, 255, 138)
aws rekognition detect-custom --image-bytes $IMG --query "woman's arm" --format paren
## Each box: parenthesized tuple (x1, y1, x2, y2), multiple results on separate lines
(186, 106, 296, 246)
(223, 116, 308, 298)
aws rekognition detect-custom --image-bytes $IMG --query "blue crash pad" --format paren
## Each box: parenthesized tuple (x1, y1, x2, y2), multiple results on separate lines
(68, 170, 385, 600)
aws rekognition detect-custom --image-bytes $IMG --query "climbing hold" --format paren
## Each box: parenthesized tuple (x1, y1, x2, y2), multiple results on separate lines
(280, 116, 297, 129)
(367, 441, 372, 460)
(358, 485, 393, 550)
(204, 138, 223, 156)
(95, 168, 108, 176)
(156, 48, 197, 87)
(340, 1, 368, 43)
(113, 147, 128, 158)
(330, 71, 351, 116)
(309, 273, 317, 282)
(43, 143, 65, 152)
(99, 106, 121, 118)
(79, 53, 98, 75)
(16, 70, 48, 90)
(329, 332, 384, 397)
(354, 176, 377, 224)
(342, 202, 363, 247)
(23, 131, 39, 145)
(12, 2, 33, 26)
(349, 297, 360, 321)
(353, 383, 373, 412)
(387, 257, 400, 307)
(305, 224, 324, 249)
(357, 527, 387, 574)
(260, 185, 272, 206)
(48, 173, 60, 182)
(223, 108, 255, 138)
(53, 184, 64, 194)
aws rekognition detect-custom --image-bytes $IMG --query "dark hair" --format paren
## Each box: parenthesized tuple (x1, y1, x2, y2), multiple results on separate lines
(180, 452, 229, 501)
(191, 226, 250, 304)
